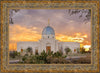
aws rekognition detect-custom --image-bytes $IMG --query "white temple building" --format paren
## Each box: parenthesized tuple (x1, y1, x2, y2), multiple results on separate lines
(17, 22, 80, 55)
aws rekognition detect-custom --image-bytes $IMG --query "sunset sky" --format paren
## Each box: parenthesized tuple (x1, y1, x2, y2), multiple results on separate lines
(9, 9, 91, 51)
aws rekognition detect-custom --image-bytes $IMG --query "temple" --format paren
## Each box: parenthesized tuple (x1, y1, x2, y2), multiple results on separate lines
(17, 20, 80, 55)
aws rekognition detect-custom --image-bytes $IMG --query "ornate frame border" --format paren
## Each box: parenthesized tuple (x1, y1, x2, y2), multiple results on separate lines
(0, 1, 99, 72)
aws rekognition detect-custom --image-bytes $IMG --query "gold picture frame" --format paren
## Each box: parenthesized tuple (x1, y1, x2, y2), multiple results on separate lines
(0, 0, 99, 72)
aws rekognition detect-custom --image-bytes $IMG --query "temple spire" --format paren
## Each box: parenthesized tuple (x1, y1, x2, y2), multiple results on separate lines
(48, 19, 50, 26)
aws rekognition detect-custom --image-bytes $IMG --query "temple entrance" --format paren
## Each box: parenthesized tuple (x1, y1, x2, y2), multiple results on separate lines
(46, 46, 51, 53)
(35, 49, 38, 55)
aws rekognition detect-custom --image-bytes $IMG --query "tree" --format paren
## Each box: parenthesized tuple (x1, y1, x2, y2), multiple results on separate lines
(22, 56, 27, 62)
(9, 51, 18, 58)
(65, 48, 71, 55)
(26, 47, 33, 55)
(80, 47, 86, 54)
(68, 9, 91, 21)
(9, 9, 20, 24)
(77, 48, 80, 53)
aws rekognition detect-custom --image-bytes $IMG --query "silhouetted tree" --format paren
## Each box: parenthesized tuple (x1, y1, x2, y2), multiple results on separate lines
(9, 51, 18, 58)
(9, 9, 20, 24)
(68, 9, 91, 21)
(80, 47, 86, 54)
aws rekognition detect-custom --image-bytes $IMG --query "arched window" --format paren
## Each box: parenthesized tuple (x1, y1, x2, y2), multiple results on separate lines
(35, 49, 38, 55)
(74, 49, 76, 52)
(21, 49, 23, 52)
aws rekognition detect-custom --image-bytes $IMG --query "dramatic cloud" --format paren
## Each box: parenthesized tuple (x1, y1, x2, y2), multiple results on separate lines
(9, 24, 41, 50)
(9, 9, 91, 51)
(56, 33, 90, 44)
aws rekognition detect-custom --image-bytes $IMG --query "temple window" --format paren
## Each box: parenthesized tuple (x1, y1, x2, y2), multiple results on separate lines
(21, 49, 23, 52)
(74, 49, 76, 52)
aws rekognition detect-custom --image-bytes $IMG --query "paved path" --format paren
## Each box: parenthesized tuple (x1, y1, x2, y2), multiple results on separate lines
(66, 56, 87, 60)
(9, 60, 19, 64)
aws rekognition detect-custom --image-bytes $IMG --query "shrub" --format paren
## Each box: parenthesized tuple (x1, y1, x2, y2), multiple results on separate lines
(46, 56, 53, 63)
(22, 56, 27, 62)
(48, 51, 53, 56)
(80, 47, 87, 54)
(52, 51, 62, 58)
(49, 57, 72, 64)
(65, 48, 71, 54)
(51, 58, 59, 64)
(29, 58, 34, 63)
(20, 50, 69, 64)
(24, 54, 28, 56)
(26, 47, 33, 55)
(9, 51, 18, 58)
(62, 55, 67, 58)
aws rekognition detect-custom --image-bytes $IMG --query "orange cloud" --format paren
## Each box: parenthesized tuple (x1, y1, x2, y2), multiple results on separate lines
(9, 43, 16, 51)
(9, 25, 90, 51)
(75, 33, 87, 38)
(56, 33, 89, 44)
(9, 24, 41, 41)
(9, 24, 41, 50)
(82, 34, 87, 38)
(75, 33, 81, 36)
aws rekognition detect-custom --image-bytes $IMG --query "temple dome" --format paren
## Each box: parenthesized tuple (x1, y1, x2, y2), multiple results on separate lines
(42, 26, 55, 35)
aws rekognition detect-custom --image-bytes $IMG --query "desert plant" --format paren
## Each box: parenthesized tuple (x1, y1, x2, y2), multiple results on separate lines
(48, 50, 53, 56)
(20, 50, 71, 64)
(9, 51, 18, 58)
(51, 58, 59, 64)
(52, 51, 62, 58)
(46, 56, 53, 63)
(62, 55, 67, 58)
(22, 56, 27, 62)
(17, 52, 20, 56)
(24, 54, 28, 56)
